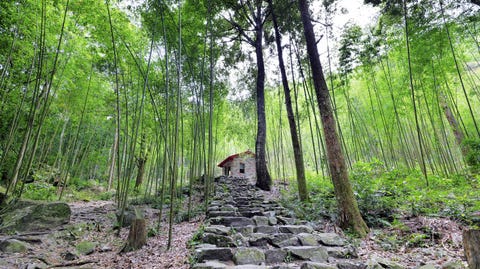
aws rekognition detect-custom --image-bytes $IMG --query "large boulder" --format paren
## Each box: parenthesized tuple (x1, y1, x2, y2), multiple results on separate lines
(0, 239, 29, 253)
(0, 201, 71, 233)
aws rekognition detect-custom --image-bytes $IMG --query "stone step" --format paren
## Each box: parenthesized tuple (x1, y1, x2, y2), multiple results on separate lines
(208, 211, 239, 218)
(210, 217, 255, 227)
(192, 178, 363, 269)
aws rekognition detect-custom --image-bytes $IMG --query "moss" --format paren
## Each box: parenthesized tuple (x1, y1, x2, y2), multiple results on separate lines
(0, 201, 71, 233)
(76, 241, 96, 255)
(0, 239, 28, 253)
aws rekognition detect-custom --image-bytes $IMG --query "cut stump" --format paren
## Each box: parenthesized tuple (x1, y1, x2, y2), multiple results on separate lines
(121, 207, 147, 252)
(463, 229, 480, 269)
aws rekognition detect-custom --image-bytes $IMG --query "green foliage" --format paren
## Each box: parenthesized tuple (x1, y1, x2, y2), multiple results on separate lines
(279, 174, 336, 221)
(147, 226, 158, 237)
(22, 181, 56, 201)
(75, 241, 96, 255)
(463, 138, 480, 172)
(280, 160, 480, 227)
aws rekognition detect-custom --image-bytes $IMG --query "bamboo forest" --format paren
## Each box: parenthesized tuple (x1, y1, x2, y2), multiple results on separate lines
(0, 0, 479, 268)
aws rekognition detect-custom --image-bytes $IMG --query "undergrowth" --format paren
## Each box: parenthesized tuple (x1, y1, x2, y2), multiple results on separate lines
(279, 160, 480, 228)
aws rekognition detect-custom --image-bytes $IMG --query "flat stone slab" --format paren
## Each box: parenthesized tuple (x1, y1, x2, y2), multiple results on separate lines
(253, 216, 269, 226)
(277, 216, 296, 225)
(298, 233, 319, 246)
(316, 233, 346, 246)
(336, 261, 367, 269)
(285, 246, 329, 262)
(248, 233, 272, 247)
(300, 262, 336, 269)
(254, 225, 278, 234)
(270, 234, 299, 248)
(326, 246, 357, 258)
(233, 247, 265, 265)
(265, 249, 288, 264)
(211, 217, 255, 227)
(208, 211, 238, 217)
(232, 226, 254, 236)
(196, 247, 233, 262)
(202, 233, 237, 247)
(204, 225, 231, 236)
(279, 225, 314, 234)
(192, 260, 228, 269)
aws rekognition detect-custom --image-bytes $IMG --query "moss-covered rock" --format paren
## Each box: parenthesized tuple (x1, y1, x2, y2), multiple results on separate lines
(76, 241, 96, 255)
(0, 201, 71, 233)
(0, 239, 29, 253)
(233, 247, 265, 265)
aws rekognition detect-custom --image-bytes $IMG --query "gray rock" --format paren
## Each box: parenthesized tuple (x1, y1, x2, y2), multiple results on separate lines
(268, 217, 278, 225)
(269, 234, 299, 248)
(277, 217, 296, 225)
(337, 261, 367, 269)
(253, 216, 269, 226)
(204, 225, 232, 236)
(209, 211, 237, 217)
(195, 243, 217, 249)
(254, 226, 278, 234)
(61, 251, 78, 261)
(233, 248, 265, 265)
(326, 246, 356, 258)
(233, 226, 254, 236)
(115, 208, 136, 227)
(315, 233, 346, 246)
(285, 246, 329, 262)
(192, 260, 228, 269)
(0, 201, 71, 233)
(25, 263, 47, 269)
(279, 225, 314, 234)
(417, 265, 436, 269)
(211, 217, 255, 227)
(298, 233, 319, 246)
(196, 247, 233, 262)
(203, 233, 237, 247)
(441, 261, 465, 269)
(300, 262, 336, 269)
(0, 239, 28, 253)
(233, 265, 269, 269)
(265, 249, 288, 264)
(368, 258, 404, 269)
(248, 233, 272, 247)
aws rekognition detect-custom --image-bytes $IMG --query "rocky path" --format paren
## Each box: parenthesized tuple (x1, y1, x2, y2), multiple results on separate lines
(191, 177, 364, 269)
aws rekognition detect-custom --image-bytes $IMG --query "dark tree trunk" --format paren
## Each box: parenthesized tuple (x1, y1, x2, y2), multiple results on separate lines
(440, 92, 466, 153)
(298, 0, 368, 236)
(121, 208, 147, 252)
(135, 157, 147, 189)
(254, 5, 271, 191)
(269, 0, 308, 201)
(463, 229, 480, 269)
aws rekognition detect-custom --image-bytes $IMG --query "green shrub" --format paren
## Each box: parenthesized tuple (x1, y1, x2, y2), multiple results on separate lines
(280, 160, 480, 228)
(463, 138, 480, 172)
(22, 181, 56, 201)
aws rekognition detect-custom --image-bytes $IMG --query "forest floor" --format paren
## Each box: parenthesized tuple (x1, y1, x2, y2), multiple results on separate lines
(0, 186, 467, 269)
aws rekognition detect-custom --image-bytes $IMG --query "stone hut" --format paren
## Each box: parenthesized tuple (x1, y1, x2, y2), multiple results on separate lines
(218, 150, 256, 184)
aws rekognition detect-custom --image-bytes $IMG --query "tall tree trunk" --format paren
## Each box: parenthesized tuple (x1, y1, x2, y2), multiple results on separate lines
(254, 5, 271, 191)
(269, 0, 307, 201)
(298, 0, 368, 236)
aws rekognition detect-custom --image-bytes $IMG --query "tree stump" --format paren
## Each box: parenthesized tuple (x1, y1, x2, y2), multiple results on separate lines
(121, 208, 147, 252)
(463, 229, 480, 269)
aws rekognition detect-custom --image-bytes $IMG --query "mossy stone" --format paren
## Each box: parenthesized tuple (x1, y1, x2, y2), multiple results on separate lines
(0, 239, 28, 253)
(76, 241, 96, 255)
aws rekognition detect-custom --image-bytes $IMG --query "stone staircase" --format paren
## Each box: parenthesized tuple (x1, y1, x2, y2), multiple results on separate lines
(191, 177, 366, 269)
